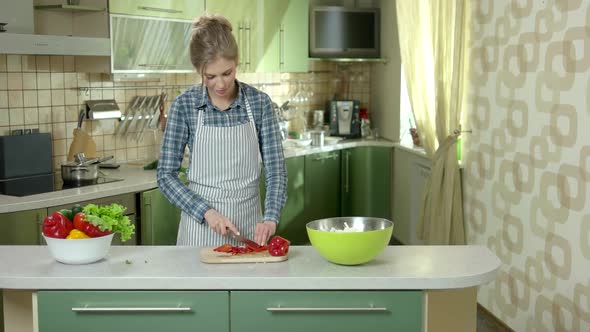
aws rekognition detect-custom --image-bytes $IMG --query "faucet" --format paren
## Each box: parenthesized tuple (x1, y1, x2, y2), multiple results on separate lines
(272, 100, 290, 141)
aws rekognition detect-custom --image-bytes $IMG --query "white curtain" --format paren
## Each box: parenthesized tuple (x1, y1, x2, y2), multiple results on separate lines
(396, 0, 469, 245)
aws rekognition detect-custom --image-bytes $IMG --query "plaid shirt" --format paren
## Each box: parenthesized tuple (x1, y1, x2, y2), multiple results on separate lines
(157, 80, 287, 224)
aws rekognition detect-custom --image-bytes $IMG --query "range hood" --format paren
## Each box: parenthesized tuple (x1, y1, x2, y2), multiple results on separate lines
(0, 0, 109, 56)
(0, 33, 110, 56)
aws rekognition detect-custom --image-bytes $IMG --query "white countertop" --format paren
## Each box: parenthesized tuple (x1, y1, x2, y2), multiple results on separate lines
(0, 165, 158, 214)
(0, 245, 499, 290)
(0, 139, 394, 214)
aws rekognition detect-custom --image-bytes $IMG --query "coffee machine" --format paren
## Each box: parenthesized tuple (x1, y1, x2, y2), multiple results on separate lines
(329, 100, 361, 138)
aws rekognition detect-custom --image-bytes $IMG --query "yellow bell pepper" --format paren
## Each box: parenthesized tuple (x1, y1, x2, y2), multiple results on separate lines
(66, 229, 90, 239)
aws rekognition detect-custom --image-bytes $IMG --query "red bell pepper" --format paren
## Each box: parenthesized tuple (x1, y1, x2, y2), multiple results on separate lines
(42, 212, 74, 239)
(73, 212, 112, 238)
(268, 236, 290, 256)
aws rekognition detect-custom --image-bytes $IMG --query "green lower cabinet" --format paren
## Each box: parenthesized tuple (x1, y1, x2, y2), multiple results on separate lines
(304, 151, 341, 223)
(0, 208, 45, 332)
(341, 147, 392, 219)
(230, 291, 423, 332)
(37, 291, 228, 332)
(141, 188, 181, 245)
(262, 156, 307, 244)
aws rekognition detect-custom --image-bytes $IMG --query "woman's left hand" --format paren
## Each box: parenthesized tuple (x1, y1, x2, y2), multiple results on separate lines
(254, 221, 277, 246)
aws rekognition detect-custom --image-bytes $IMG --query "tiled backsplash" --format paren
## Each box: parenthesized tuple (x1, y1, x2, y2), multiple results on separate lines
(0, 54, 371, 172)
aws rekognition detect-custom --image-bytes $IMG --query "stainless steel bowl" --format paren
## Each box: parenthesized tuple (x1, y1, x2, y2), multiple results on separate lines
(306, 217, 393, 232)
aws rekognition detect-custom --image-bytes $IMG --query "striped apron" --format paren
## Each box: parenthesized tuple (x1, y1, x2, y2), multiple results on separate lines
(177, 97, 262, 246)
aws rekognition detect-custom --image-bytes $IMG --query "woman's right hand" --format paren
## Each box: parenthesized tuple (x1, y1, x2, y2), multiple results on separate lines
(204, 209, 239, 236)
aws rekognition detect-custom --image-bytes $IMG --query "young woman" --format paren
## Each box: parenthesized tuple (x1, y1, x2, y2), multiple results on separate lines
(157, 14, 287, 247)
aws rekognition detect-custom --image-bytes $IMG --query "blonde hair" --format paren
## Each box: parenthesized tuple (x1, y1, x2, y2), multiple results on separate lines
(189, 14, 239, 74)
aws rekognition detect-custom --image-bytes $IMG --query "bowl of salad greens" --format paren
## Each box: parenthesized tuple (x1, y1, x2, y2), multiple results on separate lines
(41, 203, 135, 264)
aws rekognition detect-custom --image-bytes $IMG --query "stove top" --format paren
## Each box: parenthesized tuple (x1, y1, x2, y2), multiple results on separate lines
(0, 174, 124, 197)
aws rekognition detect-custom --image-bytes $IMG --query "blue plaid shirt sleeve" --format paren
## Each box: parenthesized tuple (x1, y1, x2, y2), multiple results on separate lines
(257, 93, 287, 223)
(157, 94, 211, 223)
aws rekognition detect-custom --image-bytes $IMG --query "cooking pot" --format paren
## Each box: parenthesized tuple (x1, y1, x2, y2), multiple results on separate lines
(61, 162, 99, 185)
(60, 155, 113, 185)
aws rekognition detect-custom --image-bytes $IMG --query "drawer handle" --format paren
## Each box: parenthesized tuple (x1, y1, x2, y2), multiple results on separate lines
(266, 306, 388, 312)
(137, 6, 182, 14)
(72, 306, 192, 313)
(312, 154, 338, 161)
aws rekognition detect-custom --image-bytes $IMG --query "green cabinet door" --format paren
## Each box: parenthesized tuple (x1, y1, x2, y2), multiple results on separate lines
(37, 291, 228, 332)
(141, 188, 181, 245)
(261, 156, 307, 244)
(0, 208, 45, 245)
(304, 151, 340, 223)
(258, 0, 309, 73)
(109, 0, 205, 19)
(0, 208, 45, 332)
(280, 0, 309, 72)
(206, 0, 261, 73)
(231, 291, 423, 332)
(341, 147, 392, 219)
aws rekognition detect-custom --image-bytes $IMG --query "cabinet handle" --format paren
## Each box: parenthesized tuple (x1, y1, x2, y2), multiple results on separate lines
(137, 6, 183, 14)
(266, 306, 388, 312)
(137, 64, 186, 68)
(245, 22, 251, 68)
(279, 24, 285, 68)
(312, 154, 338, 161)
(345, 151, 350, 193)
(72, 306, 192, 313)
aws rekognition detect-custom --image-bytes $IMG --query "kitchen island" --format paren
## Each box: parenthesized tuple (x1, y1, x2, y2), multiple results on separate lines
(1, 245, 500, 332)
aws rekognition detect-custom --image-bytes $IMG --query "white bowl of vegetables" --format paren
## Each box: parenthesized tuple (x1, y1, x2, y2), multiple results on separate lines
(41, 203, 135, 265)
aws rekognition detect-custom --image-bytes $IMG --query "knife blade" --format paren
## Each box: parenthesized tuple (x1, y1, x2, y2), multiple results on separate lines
(230, 231, 262, 249)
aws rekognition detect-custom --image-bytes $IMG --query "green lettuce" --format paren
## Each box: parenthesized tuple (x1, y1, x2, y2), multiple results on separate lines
(83, 203, 135, 242)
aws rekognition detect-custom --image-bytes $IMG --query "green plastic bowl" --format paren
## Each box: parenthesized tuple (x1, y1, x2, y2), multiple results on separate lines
(306, 217, 393, 265)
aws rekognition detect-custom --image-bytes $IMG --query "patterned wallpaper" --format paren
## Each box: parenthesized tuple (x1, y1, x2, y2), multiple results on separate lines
(463, 0, 590, 330)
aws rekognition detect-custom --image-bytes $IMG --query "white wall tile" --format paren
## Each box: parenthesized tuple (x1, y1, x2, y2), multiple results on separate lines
(51, 106, 65, 123)
(63, 56, 75, 72)
(9, 108, 24, 125)
(38, 90, 52, 107)
(22, 73, 37, 89)
(37, 73, 51, 89)
(0, 108, 9, 126)
(51, 90, 65, 106)
(64, 73, 77, 89)
(8, 90, 23, 108)
(22, 56, 36, 72)
(0, 55, 6, 71)
(7, 73, 23, 90)
(51, 72, 64, 89)
(52, 122, 66, 139)
(35, 56, 50, 72)
(24, 107, 38, 125)
(6, 55, 21, 72)
(23, 90, 38, 107)
(50, 56, 63, 73)
(0, 73, 6, 90)
(39, 107, 52, 124)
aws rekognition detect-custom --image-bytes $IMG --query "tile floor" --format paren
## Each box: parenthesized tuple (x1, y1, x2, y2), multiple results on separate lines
(477, 308, 511, 332)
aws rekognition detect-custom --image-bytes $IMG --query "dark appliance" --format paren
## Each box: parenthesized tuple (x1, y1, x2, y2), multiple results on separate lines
(0, 133, 54, 196)
(309, 6, 380, 59)
(329, 100, 361, 138)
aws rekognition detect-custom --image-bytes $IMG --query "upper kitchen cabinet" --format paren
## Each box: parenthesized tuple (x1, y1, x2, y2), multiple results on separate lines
(274, 0, 309, 73)
(206, 0, 308, 73)
(110, 14, 193, 73)
(0, 0, 110, 56)
(108, 0, 204, 20)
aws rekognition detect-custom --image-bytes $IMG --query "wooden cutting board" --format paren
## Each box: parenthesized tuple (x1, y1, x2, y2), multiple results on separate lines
(199, 247, 288, 264)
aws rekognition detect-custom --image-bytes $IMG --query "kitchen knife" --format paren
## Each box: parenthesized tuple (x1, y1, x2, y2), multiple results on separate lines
(230, 231, 262, 249)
